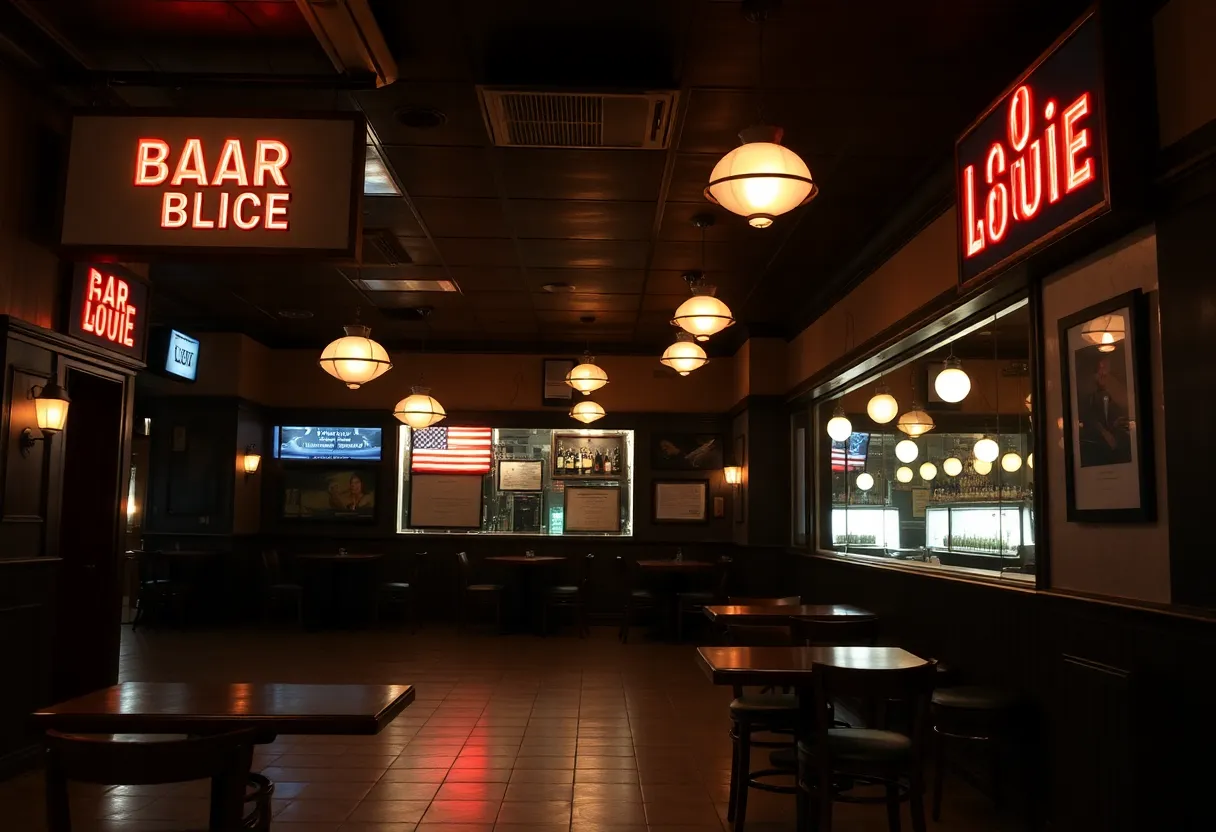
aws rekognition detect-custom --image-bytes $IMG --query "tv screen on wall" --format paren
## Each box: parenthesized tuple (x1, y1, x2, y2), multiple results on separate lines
(282, 468, 375, 521)
(162, 329, 200, 381)
(274, 426, 383, 460)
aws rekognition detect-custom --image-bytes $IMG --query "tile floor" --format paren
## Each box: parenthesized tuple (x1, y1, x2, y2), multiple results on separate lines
(0, 625, 1027, 831)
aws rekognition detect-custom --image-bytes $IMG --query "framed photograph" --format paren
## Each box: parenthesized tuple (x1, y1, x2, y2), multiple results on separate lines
(282, 467, 376, 522)
(651, 432, 724, 471)
(551, 433, 625, 480)
(564, 486, 622, 533)
(1058, 289, 1155, 522)
(497, 459, 544, 492)
(653, 480, 709, 524)
(542, 358, 576, 407)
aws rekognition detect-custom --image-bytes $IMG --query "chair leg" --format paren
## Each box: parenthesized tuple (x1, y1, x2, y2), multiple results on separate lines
(989, 738, 1003, 809)
(931, 730, 946, 821)
(885, 779, 902, 832)
(296, 594, 303, 627)
(620, 602, 631, 643)
(909, 764, 928, 832)
(733, 722, 750, 832)
(817, 766, 834, 832)
(676, 602, 684, 643)
(726, 721, 740, 822)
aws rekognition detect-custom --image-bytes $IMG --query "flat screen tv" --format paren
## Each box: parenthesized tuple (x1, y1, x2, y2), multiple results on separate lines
(274, 426, 383, 460)
(162, 329, 200, 381)
(282, 468, 375, 521)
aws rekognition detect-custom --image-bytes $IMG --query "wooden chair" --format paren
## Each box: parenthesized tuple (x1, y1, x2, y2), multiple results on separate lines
(616, 556, 658, 643)
(44, 729, 272, 831)
(790, 616, 880, 647)
(542, 553, 594, 637)
(457, 551, 503, 630)
(930, 685, 1020, 822)
(723, 595, 802, 647)
(675, 555, 733, 642)
(132, 550, 187, 630)
(376, 551, 422, 630)
(797, 659, 938, 832)
(261, 549, 303, 626)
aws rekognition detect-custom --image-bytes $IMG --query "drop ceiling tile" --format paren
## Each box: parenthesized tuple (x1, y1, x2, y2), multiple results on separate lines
(434, 238, 520, 267)
(464, 291, 535, 311)
(666, 153, 718, 204)
(445, 266, 527, 292)
(641, 294, 688, 313)
(535, 310, 636, 327)
(530, 293, 641, 313)
(509, 200, 653, 240)
(650, 240, 767, 273)
(522, 269, 645, 294)
(363, 196, 426, 237)
(383, 147, 498, 198)
(414, 198, 510, 238)
(497, 149, 666, 201)
(365, 291, 466, 309)
(397, 238, 443, 266)
(517, 240, 649, 270)
(357, 82, 488, 147)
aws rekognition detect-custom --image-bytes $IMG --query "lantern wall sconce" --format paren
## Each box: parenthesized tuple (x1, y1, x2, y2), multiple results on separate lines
(242, 445, 262, 477)
(19, 381, 71, 458)
(724, 465, 744, 488)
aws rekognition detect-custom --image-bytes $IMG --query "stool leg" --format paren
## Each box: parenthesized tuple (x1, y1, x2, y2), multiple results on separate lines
(885, 778, 902, 832)
(726, 721, 739, 822)
(931, 730, 946, 821)
(733, 722, 750, 832)
(909, 763, 928, 832)
(989, 738, 1002, 809)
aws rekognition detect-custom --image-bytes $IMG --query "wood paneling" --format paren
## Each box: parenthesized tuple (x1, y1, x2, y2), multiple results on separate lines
(0, 559, 56, 777)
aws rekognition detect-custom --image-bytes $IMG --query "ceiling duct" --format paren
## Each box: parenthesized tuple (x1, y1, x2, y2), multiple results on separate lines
(294, 0, 397, 87)
(360, 229, 412, 266)
(477, 87, 678, 149)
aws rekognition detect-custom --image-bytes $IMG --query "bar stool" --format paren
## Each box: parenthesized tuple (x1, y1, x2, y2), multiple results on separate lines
(930, 685, 1020, 820)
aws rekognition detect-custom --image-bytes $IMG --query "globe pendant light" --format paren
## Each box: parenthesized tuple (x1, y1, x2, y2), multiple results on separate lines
(565, 352, 608, 395)
(826, 405, 852, 442)
(671, 215, 735, 341)
(1028, 452, 1034, 469)
(319, 323, 392, 389)
(856, 472, 874, 492)
(1001, 451, 1023, 473)
(934, 355, 971, 403)
(394, 386, 446, 429)
(867, 384, 898, 424)
(943, 457, 963, 477)
(895, 466, 913, 484)
(660, 332, 709, 375)
(919, 462, 937, 481)
(895, 439, 918, 463)
(570, 400, 606, 424)
(974, 436, 1000, 463)
(897, 404, 935, 437)
(1081, 312, 1125, 353)
(972, 458, 993, 476)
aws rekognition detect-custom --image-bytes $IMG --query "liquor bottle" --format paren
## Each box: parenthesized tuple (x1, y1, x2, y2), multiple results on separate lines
(613, 448, 621, 473)
(594, 448, 603, 473)
(556, 442, 566, 473)
(603, 448, 613, 475)
(583, 446, 593, 471)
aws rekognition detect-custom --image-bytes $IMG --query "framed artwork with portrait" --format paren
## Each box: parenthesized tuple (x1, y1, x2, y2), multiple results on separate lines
(1058, 289, 1155, 522)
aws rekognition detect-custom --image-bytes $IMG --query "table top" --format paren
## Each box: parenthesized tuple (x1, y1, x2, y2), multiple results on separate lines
(296, 553, 383, 561)
(485, 556, 567, 564)
(703, 604, 874, 624)
(635, 559, 715, 571)
(32, 682, 414, 736)
(696, 646, 928, 687)
(129, 550, 222, 558)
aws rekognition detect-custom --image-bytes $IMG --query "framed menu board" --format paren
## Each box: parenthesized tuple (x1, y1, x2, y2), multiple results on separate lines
(497, 459, 544, 492)
(409, 474, 483, 529)
(564, 486, 622, 533)
(653, 480, 708, 523)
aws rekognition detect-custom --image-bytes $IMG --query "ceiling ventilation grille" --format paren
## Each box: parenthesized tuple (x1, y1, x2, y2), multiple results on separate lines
(478, 88, 678, 149)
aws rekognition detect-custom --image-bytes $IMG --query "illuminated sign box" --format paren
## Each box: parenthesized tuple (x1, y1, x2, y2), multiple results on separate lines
(163, 329, 201, 382)
(955, 12, 1109, 287)
(60, 113, 364, 258)
(67, 264, 150, 360)
(274, 426, 384, 461)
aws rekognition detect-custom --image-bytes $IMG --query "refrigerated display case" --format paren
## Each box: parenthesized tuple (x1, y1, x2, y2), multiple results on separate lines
(923, 502, 1033, 559)
(830, 505, 901, 550)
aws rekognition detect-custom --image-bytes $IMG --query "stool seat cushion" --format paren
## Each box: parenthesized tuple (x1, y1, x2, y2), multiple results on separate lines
(730, 694, 799, 715)
(629, 589, 655, 599)
(467, 583, 503, 592)
(548, 585, 580, 595)
(932, 686, 1018, 711)
(799, 729, 913, 762)
(381, 582, 411, 591)
(677, 590, 714, 600)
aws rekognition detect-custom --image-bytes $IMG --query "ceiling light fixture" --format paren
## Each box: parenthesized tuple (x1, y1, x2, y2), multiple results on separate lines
(856, 472, 874, 492)
(392, 307, 445, 428)
(1001, 451, 1023, 473)
(671, 215, 735, 341)
(570, 400, 606, 424)
(919, 461, 937, 481)
(566, 352, 609, 395)
(896, 466, 913, 484)
(943, 457, 963, 477)
(826, 405, 852, 442)
(660, 331, 709, 376)
(1081, 312, 1125, 353)
(704, 0, 817, 228)
(897, 404, 935, 437)
(319, 311, 392, 389)
(973, 458, 993, 475)
(974, 437, 1000, 463)
(895, 439, 919, 463)
(934, 354, 971, 403)
(867, 383, 898, 424)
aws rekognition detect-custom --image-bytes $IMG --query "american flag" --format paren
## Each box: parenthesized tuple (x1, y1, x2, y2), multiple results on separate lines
(831, 433, 869, 472)
(411, 426, 493, 474)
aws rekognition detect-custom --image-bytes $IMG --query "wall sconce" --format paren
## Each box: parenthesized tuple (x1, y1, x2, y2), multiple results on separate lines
(724, 465, 744, 488)
(242, 445, 262, 477)
(19, 381, 71, 458)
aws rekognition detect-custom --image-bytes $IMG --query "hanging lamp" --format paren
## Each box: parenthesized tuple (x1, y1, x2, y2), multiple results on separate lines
(934, 353, 971, 403)
(392, 307, 445, 428)
(895, 439, 918, 463)
(704, 0, 817, 228)
(867, 383, 898, 424)
(897, 404, 935, 437)
(895, 466, 913, 484)
(942, 457, 963, 477)
(570, 400, 606, 424)
(1001, 450, 1023, 472)
(826, 405, 852, 442)
(856, 472, 874, 492)
(566, 351, 608, 395)
(671, 215, 735, 341)
(319, 311, 392, 389)
(972, 458, 993, 475)
(660, 331, 709, 375)
(1080, 312, 1125, 353)
(919, 461, 937, 481)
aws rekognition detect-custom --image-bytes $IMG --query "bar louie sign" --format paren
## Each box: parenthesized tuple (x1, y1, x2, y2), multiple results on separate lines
(67, 264, 150, 360)
(60, 113, 364, 258)
(956, 12, 1109, 286)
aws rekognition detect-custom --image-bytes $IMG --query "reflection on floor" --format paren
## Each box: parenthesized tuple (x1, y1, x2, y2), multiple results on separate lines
(0, 625, 1028, 831)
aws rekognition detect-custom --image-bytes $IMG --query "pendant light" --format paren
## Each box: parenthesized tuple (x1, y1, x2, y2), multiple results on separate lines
(855, 472, 874, 492)
(919, 461, 937, 481)
(942, 457, 963, 477)
(897, 404, 935, 437)
(867, 383, 898, 424)
(319, 311, 392, 389)
(972, 458, 993, 475)
(392, 307, 445, 428)
(566, 352, 609, 395)
(671, 215, 735, 341)
(1001, 451, 1023, 472)
(660, 332, 709, 375)
(1028, 452, 1034, 469)
(934, 353, 971, 403)
(826, 405, 852, 442)
(895, 439, 918, 463)
(974, 436, 1000, 463)
(896, 466, 913, 484)
(570, 400, 606, 424)
(1081, 312, 1125, 353)
(704, 1, 817, 228)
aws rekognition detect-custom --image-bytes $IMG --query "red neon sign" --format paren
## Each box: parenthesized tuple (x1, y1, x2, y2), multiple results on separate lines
(962, 84, 1096, 259)
(79, 268, 138, 349)
(133, 138, 292, 231)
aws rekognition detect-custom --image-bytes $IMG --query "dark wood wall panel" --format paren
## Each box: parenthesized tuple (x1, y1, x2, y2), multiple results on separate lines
(0, 559, 56, 776)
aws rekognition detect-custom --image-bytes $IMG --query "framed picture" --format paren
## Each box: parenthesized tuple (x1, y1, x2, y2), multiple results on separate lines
(542, 358, 576, 407)
(282, 467, 376, 522)
(1058, 289, 1155, 522)
(651, 432, 724, 471)
(497, 459, 544, 492)
(551, 433, 625, 480)
(653, 479, 709, 523)
(564, 486, 622, 533)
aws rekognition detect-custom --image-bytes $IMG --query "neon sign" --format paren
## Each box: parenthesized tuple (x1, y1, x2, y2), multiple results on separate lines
(66, 265, 150, 359)
(956, 14, 1108, 285)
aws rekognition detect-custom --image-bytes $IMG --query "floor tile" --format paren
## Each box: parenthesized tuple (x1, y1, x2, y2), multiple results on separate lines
(421, 800, 502, 824)
(494, 800, 572, 824)
(346, 800, 434, 823)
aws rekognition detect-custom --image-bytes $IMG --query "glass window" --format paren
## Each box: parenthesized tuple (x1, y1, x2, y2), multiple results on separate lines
(816, 298, 1035, 581)
(397, 426, 634, 536)
(793, 425, 807, 545)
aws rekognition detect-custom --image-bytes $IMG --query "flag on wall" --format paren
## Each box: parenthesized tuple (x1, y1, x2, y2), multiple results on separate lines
(411, 426, 493, 474)
(830, 433, 869, 472)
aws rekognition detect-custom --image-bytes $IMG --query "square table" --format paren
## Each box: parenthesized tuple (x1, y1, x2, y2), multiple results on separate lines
(696, 645, 928, 687)
(704, 604, 875, 626)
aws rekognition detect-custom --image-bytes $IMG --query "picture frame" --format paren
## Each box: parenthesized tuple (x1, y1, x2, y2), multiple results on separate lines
(1058, 289, 1155, 522)
(651, 432, 724, 471)
(542, 358, 576, 407)
(551, 432, 625, 480)
(564, 486, 622, 533)
(497, 459, 544, 492)
(653, 479, 709, 524)
(281, 466, 378, 523)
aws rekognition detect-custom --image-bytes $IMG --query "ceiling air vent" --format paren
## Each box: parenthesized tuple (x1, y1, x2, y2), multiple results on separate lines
(478, 87, 678, 149)
(361, 228, 413, 266)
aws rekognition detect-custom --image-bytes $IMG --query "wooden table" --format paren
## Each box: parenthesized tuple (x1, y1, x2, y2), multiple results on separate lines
(635, 559, 715, 572)
(485, 556, 567, 632)
(696, 645, 928, 687)
(704, 604, 874, 626)
(296, 553, 383, 562)
(32, 682, 415, 737)
(485, 555, 567, 565)
(295, 554, 384, 628)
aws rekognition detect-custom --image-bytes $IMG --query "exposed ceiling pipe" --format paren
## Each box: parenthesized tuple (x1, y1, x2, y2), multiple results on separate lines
(294, 0, 398, 88)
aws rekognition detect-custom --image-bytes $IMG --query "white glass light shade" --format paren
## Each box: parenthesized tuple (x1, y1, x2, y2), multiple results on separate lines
(34, 383, 71, 433)
(1028, 452, 1034, 469)
(565, 358, 608, 394)
(671, 287, 735, 341)
(1001, 451, 1023, 473)
(319, 325, 392, 389)
(866, 390, 899, 424)
(705, 133, 817, 228)
(1025, 392, 1033, 412)
(942, 457, 963, 477)
(934, 358, 971, 403)
(895, 466, 914, 483)
(393, 387, 447, 429)
(897, 407, 935, 437)
(1081, 313, 1125, 353)
(895, 439, 919, 463)
(972, 458, 993, 475)
(570, 400, 606, 424)
(242, 451, 261, 475)
(660, 336, 709, 375)
(855, 472, 875, 492)
(974, 437, 1000, 463)
(826, 409, 852, 442)
(919, 462, 937, 481)
(724, 465, 743, 486)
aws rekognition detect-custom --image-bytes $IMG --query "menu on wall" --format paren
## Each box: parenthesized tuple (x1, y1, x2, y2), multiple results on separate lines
(564, 486, 622, 533)
(409, 474, 483, 529)
(497, 460, 544, 492)
(653, 481, 708, 523)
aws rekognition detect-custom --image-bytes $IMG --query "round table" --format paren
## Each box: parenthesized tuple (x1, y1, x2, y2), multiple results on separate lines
(295, 554, 383, 628)
(484, 556, 567, 633)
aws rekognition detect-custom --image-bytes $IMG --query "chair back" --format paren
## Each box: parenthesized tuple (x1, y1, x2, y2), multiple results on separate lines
(713, 556, 733, 600)
(809, 659, 937, 750)
(727, 595, 801, 606)
(456, 551, 471, 587)
(790, 616, 879, 647)
(135, 550, 168, 585)
(579, 553, 595, 593)
(261, 549, 283, 584)
(412, 551, 427, 584)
